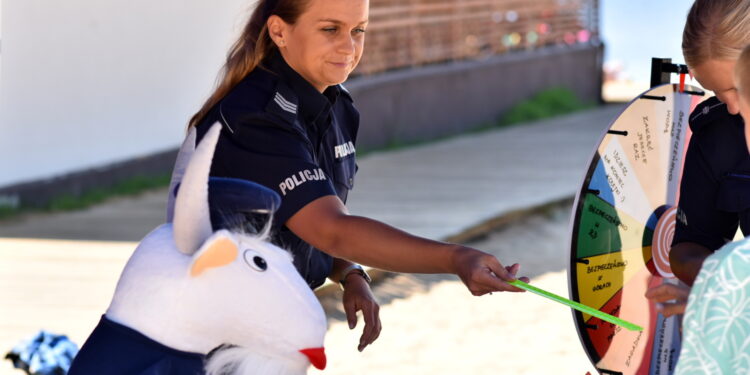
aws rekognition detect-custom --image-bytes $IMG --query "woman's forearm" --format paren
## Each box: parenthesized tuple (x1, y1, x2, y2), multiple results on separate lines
(287, 196, 491, 277)
(669, 241, 713, 286)
(325, 214, 461, 274)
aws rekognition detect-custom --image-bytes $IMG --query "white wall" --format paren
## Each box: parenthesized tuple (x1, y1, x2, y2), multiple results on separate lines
(0, 0, 254, 187)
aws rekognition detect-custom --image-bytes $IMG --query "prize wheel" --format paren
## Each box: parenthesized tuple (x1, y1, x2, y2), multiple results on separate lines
(569, 83, 705, 375)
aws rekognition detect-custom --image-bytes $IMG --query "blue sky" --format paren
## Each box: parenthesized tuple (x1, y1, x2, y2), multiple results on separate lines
(601, 0, 695, 83)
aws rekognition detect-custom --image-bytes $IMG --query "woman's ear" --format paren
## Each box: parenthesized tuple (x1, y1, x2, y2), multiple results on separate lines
(266, 15, 288, 48)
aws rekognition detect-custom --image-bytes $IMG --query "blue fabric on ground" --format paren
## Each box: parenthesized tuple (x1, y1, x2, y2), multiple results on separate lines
(68, 315, 205, 375)
(4, 330, 79, 375)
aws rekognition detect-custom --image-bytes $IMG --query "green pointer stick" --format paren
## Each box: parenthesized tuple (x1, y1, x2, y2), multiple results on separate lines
(508, 279, 643, 332)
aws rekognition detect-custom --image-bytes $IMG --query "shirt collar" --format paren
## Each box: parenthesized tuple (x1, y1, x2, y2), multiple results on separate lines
(269, 52, 340, 124)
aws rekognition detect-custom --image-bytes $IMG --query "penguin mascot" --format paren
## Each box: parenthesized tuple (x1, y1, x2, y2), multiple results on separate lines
(68, 124, 328, 374)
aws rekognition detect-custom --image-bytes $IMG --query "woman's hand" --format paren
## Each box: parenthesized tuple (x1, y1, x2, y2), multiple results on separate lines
(342, 274, 381, 352)
(645, 283, 690, 317)
(452, 247, 529, 296)
(669, 242, 713, 286)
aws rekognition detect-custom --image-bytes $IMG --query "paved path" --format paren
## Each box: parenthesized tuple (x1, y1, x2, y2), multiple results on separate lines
(347, 105, 622, 242)
(0, 105, 623, 374)
(0, 105, 622, 242)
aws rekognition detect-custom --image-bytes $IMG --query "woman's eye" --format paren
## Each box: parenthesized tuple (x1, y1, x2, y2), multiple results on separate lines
(243, 250, 268, 272)
(322, 27, 337, 33)
(354, 28, 366, 34)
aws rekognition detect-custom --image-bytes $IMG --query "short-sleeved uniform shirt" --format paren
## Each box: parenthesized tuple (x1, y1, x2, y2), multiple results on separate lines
(673, 97, 750, 251)
(195, 53, 359, 289)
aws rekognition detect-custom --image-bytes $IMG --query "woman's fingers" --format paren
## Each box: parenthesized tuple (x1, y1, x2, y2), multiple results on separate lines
(484, 259, 526, 293)
(453, 248, 527, 295)
(342, 278, 382, 352)
(344, 298, 358, 329)
(656, 301, 687, 317)
(506, 263, 521, 277)
(468, 266, 524, 295)
(645, 283, 689, 317)
(644, 283, 690, 303)
(358, 301, 381, 351)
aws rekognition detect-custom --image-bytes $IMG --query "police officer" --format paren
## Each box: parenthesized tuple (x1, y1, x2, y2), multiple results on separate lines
(187, 0, 529, 352)
(645, 0, 750, 317)
(670, 97, 749, 282)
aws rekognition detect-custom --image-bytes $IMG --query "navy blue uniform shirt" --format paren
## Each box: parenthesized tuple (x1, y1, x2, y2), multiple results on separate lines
(673, 97, 750, 250)
(195, 53, 359, 289)
(69, 316, 204, 374)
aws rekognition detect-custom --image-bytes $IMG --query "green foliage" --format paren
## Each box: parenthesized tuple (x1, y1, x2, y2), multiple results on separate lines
(48, 174, 171, 211)
(1, 174, 171, 221)
(500, 87, 592, 126)
(359, 87, 592, 156)
(0, 206, 19, 221)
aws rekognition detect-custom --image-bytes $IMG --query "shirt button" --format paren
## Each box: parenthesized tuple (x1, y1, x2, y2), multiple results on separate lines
(348, 178, 354, 185)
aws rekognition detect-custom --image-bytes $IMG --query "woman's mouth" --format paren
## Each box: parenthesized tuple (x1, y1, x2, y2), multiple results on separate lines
(329, 61, 350, 69)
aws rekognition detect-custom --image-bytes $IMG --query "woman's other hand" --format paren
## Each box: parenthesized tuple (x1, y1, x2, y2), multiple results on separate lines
(644, 283, 690, 317)
(342, 274, 381, 352)
(452, 247, 529, 296)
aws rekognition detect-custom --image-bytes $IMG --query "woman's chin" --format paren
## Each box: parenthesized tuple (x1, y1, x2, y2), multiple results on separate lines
(322, 69, 352, 86)
(322, 78, 349, 88)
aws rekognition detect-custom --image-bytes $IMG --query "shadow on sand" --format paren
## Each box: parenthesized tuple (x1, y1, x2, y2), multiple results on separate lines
(320, 202, 574, 323)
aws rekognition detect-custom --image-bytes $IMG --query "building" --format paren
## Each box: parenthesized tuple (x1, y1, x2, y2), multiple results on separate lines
(0, 0, 601, 208)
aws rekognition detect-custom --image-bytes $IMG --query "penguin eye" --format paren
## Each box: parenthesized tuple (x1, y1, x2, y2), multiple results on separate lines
(243, 250, 267, 272)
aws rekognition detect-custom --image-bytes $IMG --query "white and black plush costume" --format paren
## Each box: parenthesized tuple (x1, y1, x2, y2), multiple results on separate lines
(69, 124, 328, 375)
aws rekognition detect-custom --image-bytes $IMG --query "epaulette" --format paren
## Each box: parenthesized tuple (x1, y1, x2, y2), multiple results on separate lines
(265, 81, 299, 126)
(689, 97, 728, 133)
(217, 68, 282, 133)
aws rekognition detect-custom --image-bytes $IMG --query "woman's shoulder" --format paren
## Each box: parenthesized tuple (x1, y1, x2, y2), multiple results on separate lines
(689, 97, 743, 134)
(216, 66, 304, 133)
(687, 97, 745, 160)
(222, 67, 280, 115)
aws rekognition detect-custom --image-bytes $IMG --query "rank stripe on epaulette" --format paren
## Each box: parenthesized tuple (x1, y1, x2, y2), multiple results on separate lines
(690, 101, 725, 122)
(274, 93, 297, 114)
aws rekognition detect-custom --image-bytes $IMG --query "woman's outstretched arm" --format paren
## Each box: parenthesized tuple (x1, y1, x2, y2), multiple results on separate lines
(287, 195, 528, 295)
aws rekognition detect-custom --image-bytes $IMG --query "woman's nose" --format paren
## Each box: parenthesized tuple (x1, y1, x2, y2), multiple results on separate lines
(719, 92, 741, 115)
(727, 100, 741, 115)
(337, 35, 356, 55)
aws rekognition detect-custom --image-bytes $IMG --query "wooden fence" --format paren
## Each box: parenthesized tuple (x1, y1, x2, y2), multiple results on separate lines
(355, 0, 600, 75)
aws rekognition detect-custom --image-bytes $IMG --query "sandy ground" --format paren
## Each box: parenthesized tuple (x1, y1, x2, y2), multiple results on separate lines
(1, 204, 597, 374)
(0, 239, 135, 375)
(316, 205, 598, 374)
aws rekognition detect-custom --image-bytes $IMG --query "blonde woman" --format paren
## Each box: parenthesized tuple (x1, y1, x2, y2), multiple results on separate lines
(668, 45, 750, 375)
(646, 0, 750, 316)
(188, 0, 529, 354)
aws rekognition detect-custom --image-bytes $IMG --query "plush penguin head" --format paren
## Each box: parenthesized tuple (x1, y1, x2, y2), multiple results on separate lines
(110, 123, 327, 374)
(173, 124, 327, 372)
(187, 227, 328, 374)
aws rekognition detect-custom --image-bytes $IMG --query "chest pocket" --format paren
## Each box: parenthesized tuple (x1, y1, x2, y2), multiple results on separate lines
(717, 173, 750, 212)
(333, 155, 356, 202)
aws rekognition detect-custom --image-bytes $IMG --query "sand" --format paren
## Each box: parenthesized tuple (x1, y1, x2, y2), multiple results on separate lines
(0, 205, 598, 374)
(316, 205, 598, 374)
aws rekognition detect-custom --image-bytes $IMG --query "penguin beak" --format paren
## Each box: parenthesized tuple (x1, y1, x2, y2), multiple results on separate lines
(299, 347, 326, 370)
